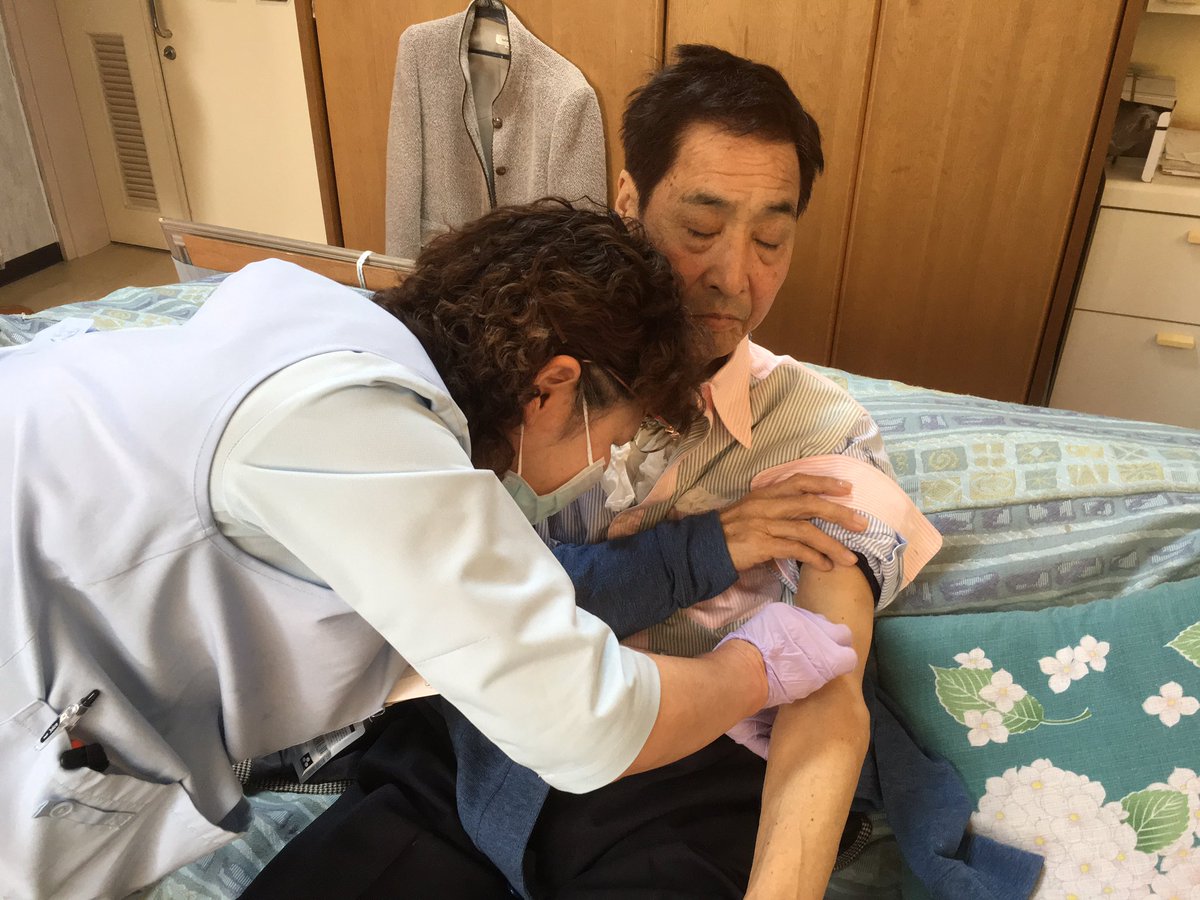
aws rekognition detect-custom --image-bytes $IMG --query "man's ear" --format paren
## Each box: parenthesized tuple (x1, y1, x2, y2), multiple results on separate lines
(613, 170, 641, 220)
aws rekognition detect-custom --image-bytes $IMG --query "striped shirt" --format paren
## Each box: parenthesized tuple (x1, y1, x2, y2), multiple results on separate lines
(538, 338, 942, 658)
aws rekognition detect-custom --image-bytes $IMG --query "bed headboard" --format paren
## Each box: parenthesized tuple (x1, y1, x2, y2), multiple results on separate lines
(159, 218, 415, 291)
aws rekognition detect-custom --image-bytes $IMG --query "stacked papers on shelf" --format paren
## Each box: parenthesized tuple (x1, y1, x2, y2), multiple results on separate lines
(1121, 74, 1177, 109)
(1161, 128, 1200, 178)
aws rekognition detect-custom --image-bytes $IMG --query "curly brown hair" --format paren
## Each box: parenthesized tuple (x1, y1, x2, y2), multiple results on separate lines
(374, 200, 706, 474)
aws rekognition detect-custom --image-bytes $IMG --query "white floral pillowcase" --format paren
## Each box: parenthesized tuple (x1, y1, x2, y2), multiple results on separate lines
(974, 759, 1200, 899)
(874, 576, 1200, 900)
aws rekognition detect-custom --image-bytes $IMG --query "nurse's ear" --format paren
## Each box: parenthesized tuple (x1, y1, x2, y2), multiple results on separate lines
(522, 355, 582, 428)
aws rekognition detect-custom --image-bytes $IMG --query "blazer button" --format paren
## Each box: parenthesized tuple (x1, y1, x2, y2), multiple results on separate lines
(492, 116, 503, 129)
(495, 166, 508, 176)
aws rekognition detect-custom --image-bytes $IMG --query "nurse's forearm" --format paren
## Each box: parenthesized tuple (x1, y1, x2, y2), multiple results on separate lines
(552, 510, 737, 639)
(620, 638, 767, 777)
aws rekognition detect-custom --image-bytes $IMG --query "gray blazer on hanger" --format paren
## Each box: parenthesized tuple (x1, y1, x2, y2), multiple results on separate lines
(386, 3, 607, 260)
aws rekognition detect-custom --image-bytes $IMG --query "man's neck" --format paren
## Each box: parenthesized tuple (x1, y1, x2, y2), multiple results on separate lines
(703, 353, 733, 381)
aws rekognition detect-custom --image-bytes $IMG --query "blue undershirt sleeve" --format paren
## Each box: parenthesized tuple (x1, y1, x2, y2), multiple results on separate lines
(550, 510, 739, 639)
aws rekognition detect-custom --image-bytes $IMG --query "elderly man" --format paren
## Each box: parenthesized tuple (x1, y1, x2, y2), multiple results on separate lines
(521, 45, 939, 897)
(247, 45, 939, 900)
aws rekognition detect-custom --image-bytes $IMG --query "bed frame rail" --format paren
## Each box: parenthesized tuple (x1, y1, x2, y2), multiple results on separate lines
(159, 219, 414, 291)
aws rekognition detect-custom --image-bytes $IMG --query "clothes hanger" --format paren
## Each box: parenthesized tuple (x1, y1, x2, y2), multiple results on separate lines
(468, 0, 510, 60)
(474, 0, 507, 24)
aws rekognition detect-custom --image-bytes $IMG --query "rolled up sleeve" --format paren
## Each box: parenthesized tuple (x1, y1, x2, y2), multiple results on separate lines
(751, 412, 942, 611)
(822, 414, 908, 608)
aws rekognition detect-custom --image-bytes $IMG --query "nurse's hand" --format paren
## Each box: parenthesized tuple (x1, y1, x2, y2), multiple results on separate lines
(726, 706, 776, 759)
(716, 603, 857, 708)
(717, 475, 867, 573)
(620, 604, 857, 781)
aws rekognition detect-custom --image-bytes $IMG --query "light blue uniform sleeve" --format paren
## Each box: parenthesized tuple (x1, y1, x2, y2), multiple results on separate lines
(211, 352, 659, 793)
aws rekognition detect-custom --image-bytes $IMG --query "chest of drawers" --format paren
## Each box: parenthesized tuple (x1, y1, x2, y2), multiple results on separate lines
(1050, 161, 1200, 429)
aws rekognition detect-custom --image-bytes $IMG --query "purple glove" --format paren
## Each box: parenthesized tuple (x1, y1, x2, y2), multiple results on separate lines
(716, 603, 857, 708)
(727, 706, 776, 759)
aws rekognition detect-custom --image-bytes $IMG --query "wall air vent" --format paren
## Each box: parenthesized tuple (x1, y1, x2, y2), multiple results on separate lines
(91, 33, 159, 210)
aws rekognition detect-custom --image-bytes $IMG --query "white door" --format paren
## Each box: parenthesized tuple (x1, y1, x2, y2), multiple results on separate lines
(54, 0, 189, 248)
(153, 0, 326, 243)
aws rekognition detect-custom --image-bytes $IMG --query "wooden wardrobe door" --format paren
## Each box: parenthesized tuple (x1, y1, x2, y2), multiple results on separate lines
(313, 0, 662, 253)
(666, 1, 880, 366)
(496, 3, 664, 214)
(832, 0, 1125, 401)
(313, 0, 451, 253)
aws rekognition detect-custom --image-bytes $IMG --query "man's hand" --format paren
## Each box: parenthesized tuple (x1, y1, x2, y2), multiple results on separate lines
(718, 475, 866, 572)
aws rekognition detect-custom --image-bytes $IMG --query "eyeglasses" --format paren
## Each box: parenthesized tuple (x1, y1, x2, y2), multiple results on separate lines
(577, 357, 680, 451)
(633, 416, 681, 453)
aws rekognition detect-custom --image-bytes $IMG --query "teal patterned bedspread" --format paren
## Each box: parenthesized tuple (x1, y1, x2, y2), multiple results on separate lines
(130, 792, 337, 900)
(6, 281, 1198, 621)
(818, 368, 1200, 616)
(6, 280, 1200, 897)
(0, 279, 223, 344)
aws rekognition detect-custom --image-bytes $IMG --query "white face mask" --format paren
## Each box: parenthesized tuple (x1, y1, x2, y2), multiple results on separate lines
(502, 396, 606, 524)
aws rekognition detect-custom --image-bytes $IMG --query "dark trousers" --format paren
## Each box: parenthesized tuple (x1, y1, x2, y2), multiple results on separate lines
(242, 700, 766, 899)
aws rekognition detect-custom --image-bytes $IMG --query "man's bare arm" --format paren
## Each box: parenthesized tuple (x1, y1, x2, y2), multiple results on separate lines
(745, 563, 875, 899)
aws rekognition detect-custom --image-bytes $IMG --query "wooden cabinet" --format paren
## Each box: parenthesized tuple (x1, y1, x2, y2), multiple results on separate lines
(832, 0, 1126, 402)
(308, 0, 662, 254)
(300, 0, 1141, 403)
(1051, 312, 1200, 429)
(1067, 206, 1200, 325)
(1050, 162, 1200, 429)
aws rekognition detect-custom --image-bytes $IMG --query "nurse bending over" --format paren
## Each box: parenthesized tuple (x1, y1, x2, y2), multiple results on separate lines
(0, 202, 854, 898)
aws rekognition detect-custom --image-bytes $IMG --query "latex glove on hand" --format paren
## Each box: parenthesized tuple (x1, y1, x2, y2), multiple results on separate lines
(727, 706, 776, 759)
(716, 603, 857, 708)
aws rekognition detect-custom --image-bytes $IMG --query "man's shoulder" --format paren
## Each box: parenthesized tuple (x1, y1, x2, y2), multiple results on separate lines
(729, 342, 870, 461)
(747, 341, 862, 412)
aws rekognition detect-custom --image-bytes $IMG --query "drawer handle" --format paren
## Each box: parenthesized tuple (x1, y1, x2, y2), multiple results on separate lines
(1189, 229, 1200, 246)
(1157, 332, 1196, 350)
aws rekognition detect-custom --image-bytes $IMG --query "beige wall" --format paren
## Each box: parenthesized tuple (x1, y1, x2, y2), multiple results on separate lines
(1131, 12, 1200, 129)
(2, 0, 108, 260)
(0, 13, 57, 263)
(157, 0, 325, 243)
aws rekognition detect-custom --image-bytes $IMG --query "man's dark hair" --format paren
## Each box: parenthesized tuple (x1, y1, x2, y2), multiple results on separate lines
(374, 200, 705, 474)
(622, 44, 824, 214)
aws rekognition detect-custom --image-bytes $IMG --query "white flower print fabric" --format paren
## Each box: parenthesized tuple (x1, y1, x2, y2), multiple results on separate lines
(972, 762, 1200, 899)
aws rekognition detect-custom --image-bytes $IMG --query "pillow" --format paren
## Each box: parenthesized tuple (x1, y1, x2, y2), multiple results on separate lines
(875, 577, 1200, 898)
(813, 365, 1200, 618)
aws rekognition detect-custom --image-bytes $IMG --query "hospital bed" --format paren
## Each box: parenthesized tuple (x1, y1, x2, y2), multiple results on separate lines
(5, 222, 1199, 899)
